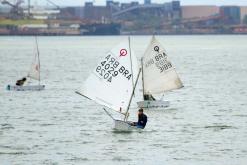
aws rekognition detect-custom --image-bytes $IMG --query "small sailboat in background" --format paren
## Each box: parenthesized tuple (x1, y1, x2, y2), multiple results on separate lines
(76, 37, 142, 132)
(137, 36, 183, 109)
(7, 37, 45, 91)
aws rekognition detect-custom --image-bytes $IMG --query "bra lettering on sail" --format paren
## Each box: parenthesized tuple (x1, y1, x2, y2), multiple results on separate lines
(142, 36, 183, 94)
(79, 39, 139, 112)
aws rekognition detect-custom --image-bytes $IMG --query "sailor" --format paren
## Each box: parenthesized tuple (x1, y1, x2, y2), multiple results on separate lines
(16, 77, 26, 86)
(132, 108, 147, 129)
(144, 94, 156, 101)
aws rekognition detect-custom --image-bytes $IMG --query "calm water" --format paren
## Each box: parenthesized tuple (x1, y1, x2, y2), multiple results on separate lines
(0, 35, 247, 165)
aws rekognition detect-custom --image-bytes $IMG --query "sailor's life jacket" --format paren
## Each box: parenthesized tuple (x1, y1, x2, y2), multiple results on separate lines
(16, 80, 25, 86)
(137, 113, 148, 129)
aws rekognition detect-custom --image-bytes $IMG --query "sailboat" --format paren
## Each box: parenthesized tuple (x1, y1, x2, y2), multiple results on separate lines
(7, 37, 45, 91)
(76, 37, 143, 132)
(137, 36, 183, 109)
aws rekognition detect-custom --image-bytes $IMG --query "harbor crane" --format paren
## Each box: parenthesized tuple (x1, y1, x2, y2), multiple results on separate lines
(1, 0, 24, 18)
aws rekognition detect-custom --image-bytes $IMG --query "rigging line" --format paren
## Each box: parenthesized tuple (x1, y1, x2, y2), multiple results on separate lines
(103, 108, 114, 120)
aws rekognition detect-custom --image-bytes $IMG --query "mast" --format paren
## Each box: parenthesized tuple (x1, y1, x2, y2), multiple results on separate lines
(128, 36, 135, 92)
(35, 36, 41, 85)
(124, 68, 141, 121)
(141, 57, 145, 100)
(124, 36, 136, 121)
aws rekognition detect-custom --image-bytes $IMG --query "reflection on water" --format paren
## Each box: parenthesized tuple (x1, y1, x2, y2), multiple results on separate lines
(0, 35, 247, 165)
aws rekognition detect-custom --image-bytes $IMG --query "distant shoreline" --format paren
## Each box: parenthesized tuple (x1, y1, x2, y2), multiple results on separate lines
(0, 33, 246, 36)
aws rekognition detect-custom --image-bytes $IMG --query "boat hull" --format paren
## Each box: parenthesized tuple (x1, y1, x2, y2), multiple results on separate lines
(6, 85, 45, 91)
(114, 120, 142, 132)
(137, 100, 170, 109)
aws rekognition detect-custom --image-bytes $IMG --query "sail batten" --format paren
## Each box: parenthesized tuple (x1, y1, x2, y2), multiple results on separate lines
(142, 36, 183, 95)
(78, 39, 139, 113)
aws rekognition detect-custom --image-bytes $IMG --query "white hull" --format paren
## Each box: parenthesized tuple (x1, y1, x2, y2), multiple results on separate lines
(7, 85, 45, 91)
(114, 120, 142, 132)
(137, 100, 170, 109)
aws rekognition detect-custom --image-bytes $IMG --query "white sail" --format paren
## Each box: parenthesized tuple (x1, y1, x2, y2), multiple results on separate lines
(142, 36, 183, 94)
(27, 38, 40, 81)
(78, 39, 139, 113)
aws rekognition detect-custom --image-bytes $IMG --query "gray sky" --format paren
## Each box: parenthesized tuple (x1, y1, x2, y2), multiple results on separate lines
(15, 0, 247, 6)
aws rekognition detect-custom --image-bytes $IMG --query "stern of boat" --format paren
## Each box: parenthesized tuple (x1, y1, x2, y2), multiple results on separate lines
(137, 100, 170, 109)
(113, 120, 140, 132)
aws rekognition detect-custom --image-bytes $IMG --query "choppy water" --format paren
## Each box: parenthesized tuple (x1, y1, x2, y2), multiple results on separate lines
(0, 35, 247, 165)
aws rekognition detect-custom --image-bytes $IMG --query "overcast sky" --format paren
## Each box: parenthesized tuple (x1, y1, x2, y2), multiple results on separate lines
(5, 0, 247, 6)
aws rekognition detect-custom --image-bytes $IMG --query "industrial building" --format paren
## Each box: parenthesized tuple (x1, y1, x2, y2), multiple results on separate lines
(1, 0, 247, 35)
(60, 0, 182, 21)
(182, 6, 219, 19)
(220, 6, 241, 24)
(240, 6, 247, 23)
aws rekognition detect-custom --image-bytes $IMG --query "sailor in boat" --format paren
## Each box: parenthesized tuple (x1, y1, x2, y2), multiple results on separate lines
(16, 77, 27, 86)
(131, 108, 148, 129)
(144, 94, 156, 101)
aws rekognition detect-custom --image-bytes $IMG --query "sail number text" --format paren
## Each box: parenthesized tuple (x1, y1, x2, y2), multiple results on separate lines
(145, 52, 172, 73)
(95, 54, 132, 82)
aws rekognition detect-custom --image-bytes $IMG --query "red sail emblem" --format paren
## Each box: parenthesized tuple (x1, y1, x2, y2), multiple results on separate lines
(119, 49, 127, 57)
